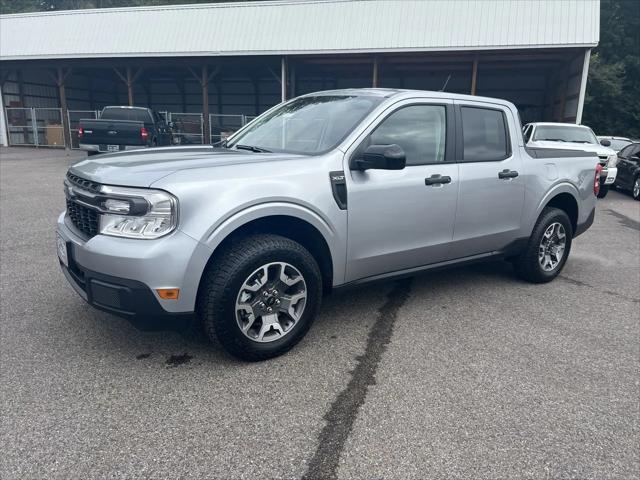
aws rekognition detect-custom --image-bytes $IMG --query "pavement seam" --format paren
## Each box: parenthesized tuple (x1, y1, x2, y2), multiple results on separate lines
(302, 278, 412, 480)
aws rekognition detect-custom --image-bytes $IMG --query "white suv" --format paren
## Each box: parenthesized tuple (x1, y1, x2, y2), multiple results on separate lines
(523, 123, 617, 198)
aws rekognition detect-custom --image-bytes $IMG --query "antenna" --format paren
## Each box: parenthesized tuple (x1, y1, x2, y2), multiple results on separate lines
(439, 74, 451, 92)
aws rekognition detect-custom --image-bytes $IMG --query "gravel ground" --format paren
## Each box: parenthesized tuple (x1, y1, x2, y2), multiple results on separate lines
(1, 147, 638, 479)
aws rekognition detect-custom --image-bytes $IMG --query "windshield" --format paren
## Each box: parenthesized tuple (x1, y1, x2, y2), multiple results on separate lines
(227, 95, 384, 154)
(101, 108, 152, 123)
(533, 125, 598, 144)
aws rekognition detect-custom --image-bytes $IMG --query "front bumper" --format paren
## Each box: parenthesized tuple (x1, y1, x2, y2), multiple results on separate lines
(57, 212, 212, 318)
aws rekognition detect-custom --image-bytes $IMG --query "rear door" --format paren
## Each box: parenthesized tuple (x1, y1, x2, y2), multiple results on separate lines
(450, 102, 525, 257)
(344, 99, 459, 282)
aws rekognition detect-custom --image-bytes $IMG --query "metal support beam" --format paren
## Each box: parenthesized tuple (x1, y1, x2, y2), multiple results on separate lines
(281, 56, 287, 102)
(575, 49, 591, 125)
(202, 66, 210, 144)
(0, 83, 8, 147)
(188, 65, 219, 144)
(52, 67, 72, 150)
(470, 54, 479, 95)
(372, 56, 379, 88)
(113, 67, 144, 106)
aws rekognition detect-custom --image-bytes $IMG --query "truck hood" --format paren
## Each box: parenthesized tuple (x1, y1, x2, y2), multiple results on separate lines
(527, 140, 615, 157)
(69, 146, 305, 187)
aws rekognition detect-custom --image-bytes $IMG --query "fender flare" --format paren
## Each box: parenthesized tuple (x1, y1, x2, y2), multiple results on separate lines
(527, 182, 581, 234)
(199, 201, 344, 285)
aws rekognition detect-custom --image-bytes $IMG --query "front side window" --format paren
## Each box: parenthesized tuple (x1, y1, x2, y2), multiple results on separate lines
(532, 125, 598, 144)
(227, 95, 383, 154)
(461, 107, 509, 162)
(362, 105, 447, 165)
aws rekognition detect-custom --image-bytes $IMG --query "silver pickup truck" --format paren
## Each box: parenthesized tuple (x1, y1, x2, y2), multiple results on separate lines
(57, 89, 599, 361)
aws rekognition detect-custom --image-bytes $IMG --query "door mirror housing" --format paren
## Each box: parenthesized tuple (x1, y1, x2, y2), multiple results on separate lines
(351, 144, 406, 171)
(168, 121, 175, 129)
(600, 139, 612, 147)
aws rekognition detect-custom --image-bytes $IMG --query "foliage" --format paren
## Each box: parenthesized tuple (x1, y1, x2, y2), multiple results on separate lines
(0, 0, 251, 14)
(582, 0, 640, 138)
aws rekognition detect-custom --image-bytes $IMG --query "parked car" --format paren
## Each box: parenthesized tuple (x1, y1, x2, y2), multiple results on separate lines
(613, 142, 640, 200)
(523, 122, 617, 198)
(78, 106, 173, 155)
(597, 136, 633, 153)
(58, 89, 599, 361)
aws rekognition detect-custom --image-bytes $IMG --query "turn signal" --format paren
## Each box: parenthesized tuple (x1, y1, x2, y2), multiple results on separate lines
(156, 288, 180, 300)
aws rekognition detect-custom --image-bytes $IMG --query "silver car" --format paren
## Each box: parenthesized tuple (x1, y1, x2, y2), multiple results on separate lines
(57, 89, 599, 360)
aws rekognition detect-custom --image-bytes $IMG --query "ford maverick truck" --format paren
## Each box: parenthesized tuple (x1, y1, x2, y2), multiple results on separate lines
(58, 89, 599, 361)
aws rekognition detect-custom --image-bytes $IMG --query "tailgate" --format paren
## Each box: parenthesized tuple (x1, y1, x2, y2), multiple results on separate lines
(79, 119, 145, 147)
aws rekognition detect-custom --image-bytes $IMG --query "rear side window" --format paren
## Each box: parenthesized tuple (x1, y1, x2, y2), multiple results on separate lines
(461, 107, 509, 162)
(101, 108, 152, 123)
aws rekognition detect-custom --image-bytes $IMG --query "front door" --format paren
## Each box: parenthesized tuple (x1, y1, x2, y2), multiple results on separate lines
(344, 101, 459, 282)
(450, 102, 525, 257)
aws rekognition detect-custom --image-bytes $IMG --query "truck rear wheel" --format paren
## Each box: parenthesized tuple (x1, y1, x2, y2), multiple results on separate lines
(197, 234, 322, 361)
(514, 207, 573, 283)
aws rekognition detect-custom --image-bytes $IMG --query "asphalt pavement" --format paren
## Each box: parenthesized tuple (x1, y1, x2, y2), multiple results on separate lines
(1, 147, 638, 479)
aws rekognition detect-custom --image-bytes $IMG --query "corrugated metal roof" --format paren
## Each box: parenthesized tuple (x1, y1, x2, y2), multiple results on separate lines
(0, 0, 599, 61)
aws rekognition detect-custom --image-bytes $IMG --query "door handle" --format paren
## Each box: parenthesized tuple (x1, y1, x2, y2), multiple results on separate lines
(498, 169, 519, 179)
(425, 174, 452, 186)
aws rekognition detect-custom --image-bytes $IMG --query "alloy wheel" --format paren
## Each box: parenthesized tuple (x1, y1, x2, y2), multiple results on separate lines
(235, 262, 307, 343)
(538, 222, 566, 272)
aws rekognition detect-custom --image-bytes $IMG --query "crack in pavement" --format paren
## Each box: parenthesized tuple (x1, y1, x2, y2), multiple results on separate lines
(606, 209, 640, 231)
(302, 279, 412, 480)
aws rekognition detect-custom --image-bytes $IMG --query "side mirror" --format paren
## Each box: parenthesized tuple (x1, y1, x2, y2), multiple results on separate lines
(351, 144, 406, 171)
(168, 121, 175, 129)
(600, 139, 611, 147)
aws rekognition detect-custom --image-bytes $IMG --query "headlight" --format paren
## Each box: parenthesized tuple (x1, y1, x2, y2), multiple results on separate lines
(607, 154, 618, 168)
(98, 185, 178, 239)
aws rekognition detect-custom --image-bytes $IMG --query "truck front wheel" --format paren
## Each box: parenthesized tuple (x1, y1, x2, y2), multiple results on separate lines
(514, 207, 573, 283)
(197, 234, 322, 361)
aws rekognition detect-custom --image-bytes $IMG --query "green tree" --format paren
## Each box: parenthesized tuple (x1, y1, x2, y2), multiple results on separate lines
(583, 0, 640, 138)
(0, 0, 253, 13)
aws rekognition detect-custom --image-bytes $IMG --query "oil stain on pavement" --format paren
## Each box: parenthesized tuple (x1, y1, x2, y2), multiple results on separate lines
(303, 279, 412, 480)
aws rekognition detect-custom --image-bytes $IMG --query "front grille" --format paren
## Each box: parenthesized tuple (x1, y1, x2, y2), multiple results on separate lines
(67, 172, 102, 193)
(67, 199, 99, 237)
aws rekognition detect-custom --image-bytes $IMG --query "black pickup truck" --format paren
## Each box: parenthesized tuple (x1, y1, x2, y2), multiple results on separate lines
(78, 106, 172, 155)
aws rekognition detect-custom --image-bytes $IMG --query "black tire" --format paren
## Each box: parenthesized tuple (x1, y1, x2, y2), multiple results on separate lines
(514, 207, 573, 283)
(197, 234, 322, 361)
(597, 184, 609, 199)
(633, 176, 640, 201)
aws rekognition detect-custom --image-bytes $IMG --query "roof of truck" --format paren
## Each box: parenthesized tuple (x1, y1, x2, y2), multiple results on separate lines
(303, 88, 518, 108)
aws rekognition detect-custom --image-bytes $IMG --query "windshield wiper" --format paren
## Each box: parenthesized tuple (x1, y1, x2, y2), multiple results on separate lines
(569, 140, 590, 143)
(234, 144, 271, 153)
(539, 138, 566, 142)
